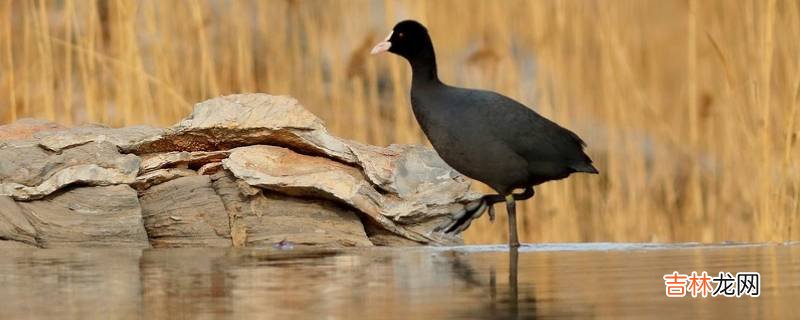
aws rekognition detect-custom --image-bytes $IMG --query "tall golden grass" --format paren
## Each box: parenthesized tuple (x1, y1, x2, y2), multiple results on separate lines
(1, 0, 798, 244)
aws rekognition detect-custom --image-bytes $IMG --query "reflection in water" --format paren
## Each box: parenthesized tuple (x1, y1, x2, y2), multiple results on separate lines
(0, 244, 797, 319)
(441, 247, 536, 319)
(510, 247, 520, 318)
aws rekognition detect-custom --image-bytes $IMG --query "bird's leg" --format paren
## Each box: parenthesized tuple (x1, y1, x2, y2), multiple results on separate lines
(506, 194, 520, 248)
(483, 187, 535, 207)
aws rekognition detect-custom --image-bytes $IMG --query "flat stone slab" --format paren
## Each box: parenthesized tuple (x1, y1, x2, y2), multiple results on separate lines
(0, 142, 141, 200)
(35, 124, 164, 152)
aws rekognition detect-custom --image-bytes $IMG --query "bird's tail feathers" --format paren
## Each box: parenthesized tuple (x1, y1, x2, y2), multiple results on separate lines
(572, 163, 599, 174)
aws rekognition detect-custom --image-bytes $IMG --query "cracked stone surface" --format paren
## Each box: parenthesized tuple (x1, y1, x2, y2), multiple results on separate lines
(223, 145, 476, 245)
(129, 94, 357, 163)
(212, 171, 372, 248)
(139, 175, 232, 248)
(0, 93, 483, 247)
(35, 124, 164, 152)
(0, 142, 141, 200)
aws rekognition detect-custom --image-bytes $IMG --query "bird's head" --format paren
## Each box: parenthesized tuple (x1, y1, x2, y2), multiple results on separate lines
(371, 20, 432, 60)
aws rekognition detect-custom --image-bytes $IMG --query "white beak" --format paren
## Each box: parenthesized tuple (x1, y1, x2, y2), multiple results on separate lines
(370, 31, 393, 55)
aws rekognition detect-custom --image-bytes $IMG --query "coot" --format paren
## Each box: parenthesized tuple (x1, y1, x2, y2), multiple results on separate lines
(371, 20, 598, 247)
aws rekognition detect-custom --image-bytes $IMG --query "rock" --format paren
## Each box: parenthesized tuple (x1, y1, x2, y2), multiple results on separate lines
(130, 168, 197, 192)
(0, 196, 38, 246)
(0, 118, 64, 141)
(222, 145, 411, 238)
(0, 142, 141, 200)
(14, 185, 149, 248)
(139, 150, 229, 173)
(34, 124, 163, 152)
(139, 175, 231, 247)
(0, 240, 37, 248)
(129, 94, 357, 163)
(212, 172, 372, 247)
(348, 142, 481, 221)
(197, 162, 223, 175)
(223, 145, 473, 245)
(0, 144, 51, 191)
(137, 172, 373, 248)
(0, 93, 486, 248)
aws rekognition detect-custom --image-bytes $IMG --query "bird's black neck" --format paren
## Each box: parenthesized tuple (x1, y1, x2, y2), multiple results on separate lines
(408, 41, 440, 87)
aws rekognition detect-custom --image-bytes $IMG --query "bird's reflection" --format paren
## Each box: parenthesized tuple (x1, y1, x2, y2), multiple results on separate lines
(509, 247, 520, 318)
(445, 247, 537, 320)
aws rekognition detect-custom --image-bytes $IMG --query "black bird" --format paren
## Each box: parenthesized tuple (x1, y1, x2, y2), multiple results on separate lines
(371, 20, 598, 247)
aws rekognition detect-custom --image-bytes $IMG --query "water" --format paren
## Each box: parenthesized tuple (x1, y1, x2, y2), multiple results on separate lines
(0, 243, 797, 319)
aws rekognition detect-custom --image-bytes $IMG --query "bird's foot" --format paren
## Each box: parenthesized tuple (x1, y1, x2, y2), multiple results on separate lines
(440, 197, 490, 234)
(440, 188, 534, 235)
(487, 204, 496, 222)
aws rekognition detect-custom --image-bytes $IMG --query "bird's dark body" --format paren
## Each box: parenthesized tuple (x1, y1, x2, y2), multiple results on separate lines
(372, 19, 597, 245)
(410, 82, 595, 194)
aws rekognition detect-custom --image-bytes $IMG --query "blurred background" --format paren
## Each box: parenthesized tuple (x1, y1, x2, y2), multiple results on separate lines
(0, 0, 798, 244)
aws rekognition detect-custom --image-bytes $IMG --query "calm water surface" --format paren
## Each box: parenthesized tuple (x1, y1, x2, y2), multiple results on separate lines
(0, 243, 797, 319)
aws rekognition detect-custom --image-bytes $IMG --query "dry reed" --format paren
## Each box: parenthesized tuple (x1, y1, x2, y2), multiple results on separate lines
(1, 0, 798, 244)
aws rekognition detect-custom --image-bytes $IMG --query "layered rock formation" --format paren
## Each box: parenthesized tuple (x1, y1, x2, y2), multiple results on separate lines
(0, 94, 483, 248)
